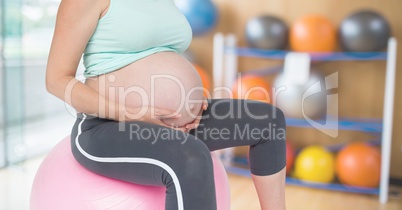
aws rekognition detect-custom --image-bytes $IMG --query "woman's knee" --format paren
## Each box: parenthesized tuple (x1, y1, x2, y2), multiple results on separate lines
(180, 139, 214, 177)
(256, 102, 286, 127)
(271, 105, 286, 129)
(248, 103, 287, 175)
(242, 100, 285, 126)
(163, 138, 214, 186)
(251, 103, 286, 142)
(267, 105, 286, 139)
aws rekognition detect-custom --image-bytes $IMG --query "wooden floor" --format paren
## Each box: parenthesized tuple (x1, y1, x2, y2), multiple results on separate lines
(228, 173, 402, 210)
(0, 156, 401, 210)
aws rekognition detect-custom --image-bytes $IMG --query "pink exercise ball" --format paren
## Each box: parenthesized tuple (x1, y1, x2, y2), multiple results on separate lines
(30, 136, 231, 210)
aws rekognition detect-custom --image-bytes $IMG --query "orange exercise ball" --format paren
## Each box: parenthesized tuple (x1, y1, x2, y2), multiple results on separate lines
(290, 15, 337, 52)
(232, 75, 271, 103)
(193, 64, 212, 98)
(336, 143, 381, 188)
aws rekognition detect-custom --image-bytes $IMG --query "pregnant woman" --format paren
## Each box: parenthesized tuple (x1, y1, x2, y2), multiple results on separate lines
(46, 0, 287, 209)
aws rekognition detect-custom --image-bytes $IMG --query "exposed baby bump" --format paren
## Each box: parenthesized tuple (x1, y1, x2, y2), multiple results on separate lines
(89, 52, 205, 127)
(154, 75, 204, 126)
(124, 73, 204, 127)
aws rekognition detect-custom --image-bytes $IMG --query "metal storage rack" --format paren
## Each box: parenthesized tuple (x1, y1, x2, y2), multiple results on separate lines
(212, 33, 397, 203)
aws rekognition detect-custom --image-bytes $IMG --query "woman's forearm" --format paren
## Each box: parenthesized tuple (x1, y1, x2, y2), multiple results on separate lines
(46, 75, 124, 121)
(46, 75, 183, 125)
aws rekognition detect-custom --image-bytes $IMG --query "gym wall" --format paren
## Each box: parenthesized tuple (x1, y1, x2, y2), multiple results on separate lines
(188, 0, 402, 179)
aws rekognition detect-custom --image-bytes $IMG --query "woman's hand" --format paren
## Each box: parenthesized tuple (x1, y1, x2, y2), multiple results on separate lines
(120, 106, 187, 132)
(183, 98, 209, 131)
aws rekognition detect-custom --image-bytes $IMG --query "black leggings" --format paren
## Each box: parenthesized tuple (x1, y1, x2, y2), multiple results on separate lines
(70, 99, 286, 210)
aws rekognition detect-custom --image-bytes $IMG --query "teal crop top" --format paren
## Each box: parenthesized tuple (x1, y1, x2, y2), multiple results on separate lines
(83, 0, 192, 78)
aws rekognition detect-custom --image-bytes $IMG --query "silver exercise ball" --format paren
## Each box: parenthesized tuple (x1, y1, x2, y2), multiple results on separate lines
(245, 15, 288, 50)
(274, 72, 328, 119)
(339, 10, 391, 52)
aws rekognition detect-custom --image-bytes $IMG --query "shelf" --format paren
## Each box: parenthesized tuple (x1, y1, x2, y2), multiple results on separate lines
(226, 163, 379, 195)
(286, 117, 383, 133)
(227, 47, 388, 61)
(215, 34, 397, 202)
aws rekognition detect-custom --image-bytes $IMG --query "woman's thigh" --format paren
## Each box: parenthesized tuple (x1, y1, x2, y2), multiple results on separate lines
(189, 98, 286, 151)
(71, 113, 213, 185)
(70, 113, 217, 210)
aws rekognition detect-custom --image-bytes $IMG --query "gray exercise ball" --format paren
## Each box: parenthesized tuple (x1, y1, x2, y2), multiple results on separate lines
(274, 72, 328, 119)
(245, 15, 288, 50)
(339, 10, 391, 52)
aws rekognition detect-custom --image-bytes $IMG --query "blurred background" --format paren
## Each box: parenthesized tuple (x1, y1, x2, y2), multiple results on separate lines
(1, 0, 402, 209)
(0, 0, 78, 167)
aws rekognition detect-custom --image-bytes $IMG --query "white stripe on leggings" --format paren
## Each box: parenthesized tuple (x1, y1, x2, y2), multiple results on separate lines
(75, 114, 184, 210)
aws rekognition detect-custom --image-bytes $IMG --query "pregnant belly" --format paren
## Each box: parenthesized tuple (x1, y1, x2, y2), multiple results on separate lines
(85, 52, 204, 127)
